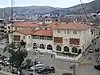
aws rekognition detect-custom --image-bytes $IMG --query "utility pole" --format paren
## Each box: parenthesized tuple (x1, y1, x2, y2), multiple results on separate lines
(10, 0, 15, 75)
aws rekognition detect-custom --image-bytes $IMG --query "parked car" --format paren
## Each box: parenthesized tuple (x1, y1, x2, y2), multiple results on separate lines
(11, 68, 18, 74)
(94, 65, 100, 70)
(37, 66, 55, 74)
(29, 64, 44, 72)
(50, 66, 55, 73)
(34, 58, 42, 65)
(5, 61, 10, 66)
(21, 62, 33, 69)
(88, 49, 94, 53)
(95, 48, 99, 52)
(0, 60, 3, 64)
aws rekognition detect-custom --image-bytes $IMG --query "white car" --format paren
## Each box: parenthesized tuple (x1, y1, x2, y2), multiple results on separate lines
(88, 49, 94, 53)
(30, 64, 44, 71)
(0, 60, 3, 63)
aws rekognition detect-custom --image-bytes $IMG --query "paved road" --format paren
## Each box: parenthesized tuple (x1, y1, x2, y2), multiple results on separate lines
(80, 37, 100, 64)
(27, 50, 100, 75)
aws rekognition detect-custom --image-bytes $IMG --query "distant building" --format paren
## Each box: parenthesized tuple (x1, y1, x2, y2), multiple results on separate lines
(0, 19, 6, 36)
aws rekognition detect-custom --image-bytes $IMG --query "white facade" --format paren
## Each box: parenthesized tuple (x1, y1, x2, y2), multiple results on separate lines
(53, 27, 92, 60)
(8, 32, 32, 51)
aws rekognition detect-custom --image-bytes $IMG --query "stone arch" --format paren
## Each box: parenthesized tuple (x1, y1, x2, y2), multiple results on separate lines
(33, 43, 37, 49)
(72, 47, 78, 53)
(47, 44, 53, 50)
(40, 44, 45, 49)
(56, 45, 61, 51)
(64, 46, 69, 52)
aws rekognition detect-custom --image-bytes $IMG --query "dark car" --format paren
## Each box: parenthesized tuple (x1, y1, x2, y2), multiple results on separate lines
(11, 68, 18, 74)
(37, 66, 55, 74)
(94, 65, 100, 70)
(50, 66, 55, 73)
(95, 48, 99, 52)
(37, 66, 51, 74)
(34, 59, 42, 65)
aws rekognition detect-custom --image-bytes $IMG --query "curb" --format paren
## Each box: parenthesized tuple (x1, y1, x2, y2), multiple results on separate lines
(0, 70, 16, 75)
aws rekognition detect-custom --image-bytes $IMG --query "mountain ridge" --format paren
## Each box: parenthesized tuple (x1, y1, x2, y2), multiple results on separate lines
(0, 0, 100, 18)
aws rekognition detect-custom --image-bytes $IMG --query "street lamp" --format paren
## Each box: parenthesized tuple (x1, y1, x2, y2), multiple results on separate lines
(33, 45, 37, 75)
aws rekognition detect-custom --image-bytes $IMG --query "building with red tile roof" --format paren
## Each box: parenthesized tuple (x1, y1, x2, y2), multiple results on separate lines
(46, 22, 59, 29)
(8, 21, 94, 60)
(32, 30, 52, 36)
(54, 22, 90, 30)
(15, 29, 36, 35)
(14, 21, 39, 28)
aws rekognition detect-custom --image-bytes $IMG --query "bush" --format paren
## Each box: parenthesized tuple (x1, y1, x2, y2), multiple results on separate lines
(62, 73, 72, 75)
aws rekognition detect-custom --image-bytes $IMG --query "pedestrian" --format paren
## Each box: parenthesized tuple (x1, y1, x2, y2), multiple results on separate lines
(94, 42, 96, 45)
(34, 50, 36, 55)
(88, 57, 92, 60)
(51, 54, 53, 59)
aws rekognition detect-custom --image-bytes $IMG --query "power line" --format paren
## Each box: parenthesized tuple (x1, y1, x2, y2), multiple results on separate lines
(79, 0, 89, 23)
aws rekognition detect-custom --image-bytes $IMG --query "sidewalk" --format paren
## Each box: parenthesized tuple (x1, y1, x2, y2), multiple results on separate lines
(0, 70, 16, 75)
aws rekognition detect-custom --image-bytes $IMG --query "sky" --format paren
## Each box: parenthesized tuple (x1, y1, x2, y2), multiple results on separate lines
(0, 0, 94, 8)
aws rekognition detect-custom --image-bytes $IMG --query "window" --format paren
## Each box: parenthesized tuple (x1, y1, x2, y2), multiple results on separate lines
(33, 43, 37, 49)
(57, 29, 60, 33)
(23, 36, 25, 39)
(14, 35, 20, 41)
(40, 36, 43, 39)
(73, 30, 77, 34)
(40, 44, 45, 49)
(72, 47, 78, 53)
(67, 30, 70, 34)
(32, 35, 38, 39)
(64, 46, 69, 52)
(70, 38, 80, 45)
(54, 37, 63, 43)
(47, 36, 52, 40)
(47, 44, 52, 50)
(56, 45, 61, 51)
(41, 36, 45, 40)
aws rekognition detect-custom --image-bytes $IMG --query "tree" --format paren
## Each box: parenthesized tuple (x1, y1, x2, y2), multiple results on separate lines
(3, 41, 28, 74)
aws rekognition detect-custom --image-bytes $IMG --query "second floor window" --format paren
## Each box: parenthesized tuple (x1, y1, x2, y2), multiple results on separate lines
(73, 31, 77, 34)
